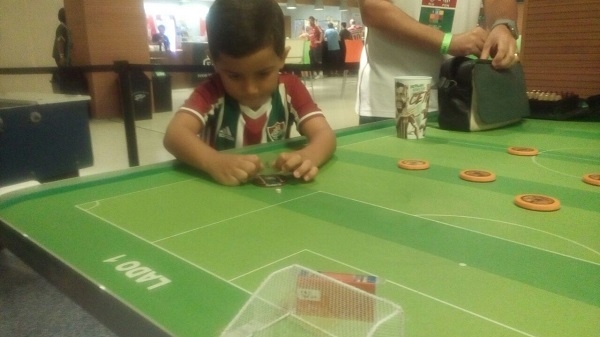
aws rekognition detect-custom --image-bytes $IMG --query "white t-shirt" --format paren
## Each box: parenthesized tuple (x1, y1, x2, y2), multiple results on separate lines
(357, 0, 482, 118)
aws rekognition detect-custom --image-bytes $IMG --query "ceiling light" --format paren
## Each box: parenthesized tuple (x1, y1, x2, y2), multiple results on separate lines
(286, 0, 297, 9)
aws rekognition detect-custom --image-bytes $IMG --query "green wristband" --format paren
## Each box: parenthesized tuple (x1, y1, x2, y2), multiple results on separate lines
(440, 33, 452, 54)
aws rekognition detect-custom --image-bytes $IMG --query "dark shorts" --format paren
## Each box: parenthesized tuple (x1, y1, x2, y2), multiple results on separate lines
(309, 46, 323, 65)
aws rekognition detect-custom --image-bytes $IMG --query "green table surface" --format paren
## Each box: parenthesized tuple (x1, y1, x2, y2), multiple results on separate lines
(1, 119, 599, 337)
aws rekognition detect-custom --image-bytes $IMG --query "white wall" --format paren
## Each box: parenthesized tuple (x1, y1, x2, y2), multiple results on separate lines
(0, 0, 64, 93)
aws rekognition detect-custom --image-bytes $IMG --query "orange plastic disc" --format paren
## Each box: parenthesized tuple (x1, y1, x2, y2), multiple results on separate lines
(459, 169, 496, 183)
(514, 194, 560, 212)
(582, 173, 600, 186)
(397, 159, 430, 170)
(508, 146, 539, 156)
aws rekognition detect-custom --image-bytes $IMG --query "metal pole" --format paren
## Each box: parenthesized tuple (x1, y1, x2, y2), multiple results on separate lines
(114, 60, 140, 167)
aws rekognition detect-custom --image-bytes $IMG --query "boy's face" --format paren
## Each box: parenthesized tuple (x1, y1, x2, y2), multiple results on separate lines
(212, 46, 288, 111)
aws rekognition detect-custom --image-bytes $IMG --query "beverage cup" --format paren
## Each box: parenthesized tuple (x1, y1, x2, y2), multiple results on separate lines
(394, 76, 432, 139)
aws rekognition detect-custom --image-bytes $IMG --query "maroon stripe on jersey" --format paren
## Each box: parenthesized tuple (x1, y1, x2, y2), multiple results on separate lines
(242, 113, 267, 146)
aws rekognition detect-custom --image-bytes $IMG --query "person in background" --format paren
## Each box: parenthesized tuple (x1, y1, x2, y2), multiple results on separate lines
(339, 22, 352, 41)
(348, 19, 364, 40)
(51, 7, 80, 94)
(356, 0, 520, 124)
(339, 22, 352, 67)
(52, 8, 71, 67)
(324, 22, 342, 76)
(152, 24, 171, 52)
(163, 0, 336, 186)
(298, 27, 312, 79)
(307, 16, 324, 79)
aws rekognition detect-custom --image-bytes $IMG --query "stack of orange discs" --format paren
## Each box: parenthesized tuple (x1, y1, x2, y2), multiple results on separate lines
(514, 194, 560, 211)
(459, 169, 496, 182)
(507, 146, 539, 156)
(582, 173, 600, 186)
(397, 159, 430, 170)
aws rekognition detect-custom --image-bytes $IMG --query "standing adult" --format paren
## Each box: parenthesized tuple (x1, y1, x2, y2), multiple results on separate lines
(308, 16, 324, 79)
(339, 22, 352, 41)
(324, 22, 341, 76)
(298, 27, 312, 79)
(152, 24, 171, 52)
(51, 7, 77, 94)
(356, 0, 520, 124)
(52, 8, 72, 67)
(348, 19, 364, 40)
(339, 22, 352, 68)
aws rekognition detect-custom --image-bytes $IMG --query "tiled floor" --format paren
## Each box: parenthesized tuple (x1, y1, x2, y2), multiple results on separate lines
(80, 75, 359, 177)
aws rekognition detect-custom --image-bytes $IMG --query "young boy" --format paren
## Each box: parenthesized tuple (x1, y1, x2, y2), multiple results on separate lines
(163, 0, 336, 186)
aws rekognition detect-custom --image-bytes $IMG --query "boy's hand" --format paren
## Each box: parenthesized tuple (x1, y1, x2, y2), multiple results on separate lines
(208, 153, 263, 186)
(274, 152, 319, 182)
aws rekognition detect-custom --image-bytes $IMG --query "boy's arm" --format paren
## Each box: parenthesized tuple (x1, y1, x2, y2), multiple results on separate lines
(297, 116, 336, 168)
(163, 111, 262, 186)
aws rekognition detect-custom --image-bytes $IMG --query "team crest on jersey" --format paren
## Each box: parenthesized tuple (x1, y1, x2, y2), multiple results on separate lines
(267, 122, 286, 141)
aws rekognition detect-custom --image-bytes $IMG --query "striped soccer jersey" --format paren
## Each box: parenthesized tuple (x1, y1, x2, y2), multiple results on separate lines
(180, 73, 323, 150)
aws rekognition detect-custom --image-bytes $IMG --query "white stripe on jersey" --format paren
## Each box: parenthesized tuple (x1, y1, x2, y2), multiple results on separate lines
(237, 98, 273, 146)
(179, 107, 206, 124)
(298, 111, 324, 125)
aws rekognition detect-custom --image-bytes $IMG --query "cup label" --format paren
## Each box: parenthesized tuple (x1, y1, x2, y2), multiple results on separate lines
(395, 79, 431, 139)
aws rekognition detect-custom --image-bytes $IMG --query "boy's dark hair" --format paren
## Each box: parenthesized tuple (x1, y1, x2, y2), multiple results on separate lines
(206, 0, 285, 60)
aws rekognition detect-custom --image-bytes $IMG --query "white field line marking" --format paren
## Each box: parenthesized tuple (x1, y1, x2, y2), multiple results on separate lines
(227, 250, 307, 282)
(319, 191, 600, 267)
(238, 249, 538, 337)
(338, 134, 505, 152)
(78, 200, 101, 211)
(77, 178, 197, 205)
(73, 180, 318, 244)
(76, 177, 596, 336)
(78, 190, 545, 337)
(337, 135, 393, 148)
(80, 185, 599, 267)
(418, 214, 600, 260)
(381, 279, 536, 337)
(75, 203, 253, 295)
(73, 184, 318, 294)
(304, 250, 537, 337)
(438, 139, 507, 151)
(152, 191, 321, 243)
(532, 147, 600, 179)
